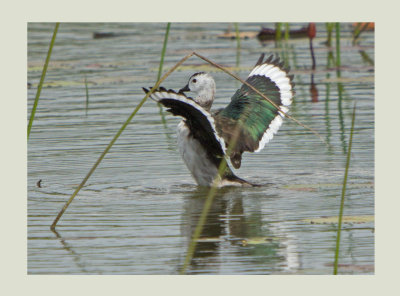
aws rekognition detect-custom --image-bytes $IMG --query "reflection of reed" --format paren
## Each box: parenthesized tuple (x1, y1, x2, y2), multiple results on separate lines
(180, 188, 227, 272)
(273, 23, 290, 69)
(335, 23, 347, 154)
(51, 229, 89, 273)
(324, 79, 332, 151)
(234, 23, 241, 68)
(334, 103, 357, 274)
(324, 48, 335, 152)
(179, 188, 293, 274)
(310, 74, 318, 103)
(84, 75, 89, 116)
(338, 82, 347, 154)
(308, 23, 318, 103)
(308, 23, 316, 71)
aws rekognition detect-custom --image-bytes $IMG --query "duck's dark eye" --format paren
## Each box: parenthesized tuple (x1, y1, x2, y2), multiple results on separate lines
(192, 79, 197, 83)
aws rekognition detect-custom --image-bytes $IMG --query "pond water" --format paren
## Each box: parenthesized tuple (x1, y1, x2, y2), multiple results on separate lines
(28, 22, 374, 274)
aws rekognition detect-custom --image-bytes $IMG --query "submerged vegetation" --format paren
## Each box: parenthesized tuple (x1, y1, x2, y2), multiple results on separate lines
(28, 22, 374, 275)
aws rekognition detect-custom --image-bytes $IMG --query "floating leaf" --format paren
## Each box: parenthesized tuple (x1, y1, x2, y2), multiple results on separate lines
(321, 76, 374, 83)
(195, 237, 222, 243)
(241, 236, 279, 246)
(303, 215, 374, 225)
(217, 31, 258, 39)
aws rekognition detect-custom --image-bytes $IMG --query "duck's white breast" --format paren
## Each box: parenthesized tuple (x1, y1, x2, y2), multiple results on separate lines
(177, 121, 218, 186)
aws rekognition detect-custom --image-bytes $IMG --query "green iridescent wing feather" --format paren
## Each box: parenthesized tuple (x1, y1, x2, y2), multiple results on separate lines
(214, 54, 294, 169)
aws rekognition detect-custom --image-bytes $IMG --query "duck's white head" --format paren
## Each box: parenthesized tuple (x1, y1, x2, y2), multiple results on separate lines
(179, 72, 216, 111)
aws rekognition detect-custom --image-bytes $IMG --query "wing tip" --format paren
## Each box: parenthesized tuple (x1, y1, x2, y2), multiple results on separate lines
(255, 53, 265, 67)
(253, 53, 292, 78)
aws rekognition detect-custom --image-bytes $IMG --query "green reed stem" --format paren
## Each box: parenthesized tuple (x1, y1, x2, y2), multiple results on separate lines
(156, 23, 172, 128)
(27, 22, 59, 140)
(353, 22, 370, 45)
(157, 23, 171, 81)
(50, 52, 194, 230)
(284, 23, 290, 41)
(335, 23, 341, 77)
(326, 22, 334, 47)
(358, 50, 374, 66)
(234, 23, 241, 67)
(334, 103, 356, 275)
(275, 22, 282, 41)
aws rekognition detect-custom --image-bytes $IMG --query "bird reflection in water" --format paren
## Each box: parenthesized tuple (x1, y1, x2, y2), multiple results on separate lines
(180, 186, 300, 274)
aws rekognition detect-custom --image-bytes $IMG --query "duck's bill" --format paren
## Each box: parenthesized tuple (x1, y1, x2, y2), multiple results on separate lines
(179, 84, 190, 93)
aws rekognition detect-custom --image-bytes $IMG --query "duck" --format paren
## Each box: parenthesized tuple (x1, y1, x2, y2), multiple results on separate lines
(143, 54, 294, 187)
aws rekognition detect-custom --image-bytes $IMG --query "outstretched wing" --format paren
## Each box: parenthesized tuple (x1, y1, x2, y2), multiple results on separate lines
(143, 87, 226, 166)
(214, 54, 294, 169)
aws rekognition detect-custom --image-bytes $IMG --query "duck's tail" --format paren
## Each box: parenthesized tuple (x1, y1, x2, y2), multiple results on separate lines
(221, 168, 260, 187)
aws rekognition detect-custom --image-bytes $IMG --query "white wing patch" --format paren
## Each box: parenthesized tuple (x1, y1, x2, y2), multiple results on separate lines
(248, 60, 294, 153)
(148, 89, 227, 154)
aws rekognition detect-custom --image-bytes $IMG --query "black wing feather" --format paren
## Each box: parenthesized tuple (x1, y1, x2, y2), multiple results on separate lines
(143, 88, 225, 167)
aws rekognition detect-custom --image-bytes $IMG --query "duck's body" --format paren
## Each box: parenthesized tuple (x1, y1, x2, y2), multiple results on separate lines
(143, 54, 294, 187)
(177, 120, 218, 186)
(177, 120, 251, 187)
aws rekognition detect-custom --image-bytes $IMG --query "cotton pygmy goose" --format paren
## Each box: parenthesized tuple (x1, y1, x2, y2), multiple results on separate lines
(143, 54, 294, 187)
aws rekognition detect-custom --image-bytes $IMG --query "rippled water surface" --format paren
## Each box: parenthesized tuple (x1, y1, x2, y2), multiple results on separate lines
(28, 23, 374, 274)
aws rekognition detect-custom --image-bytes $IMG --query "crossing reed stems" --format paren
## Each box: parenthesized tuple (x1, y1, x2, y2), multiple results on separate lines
(51, 50, 331, 233)
(179, 52, 332, 273)
(50, 51, 194, 230)
(192, 52, 330, 149)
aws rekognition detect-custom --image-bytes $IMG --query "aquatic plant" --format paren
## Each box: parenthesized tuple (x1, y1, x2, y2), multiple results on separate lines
(84, 75, 89, 114)
(275, 22, 282, 40)
(156, 23, 172, 130)
(27, 22, 59, 140)
(335, 23, 341, 77)
(234, 23, 241, 67)
(51, 22, 175, 230)
(334, 103, 357, 275)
